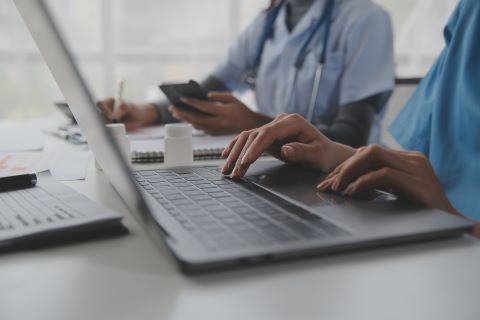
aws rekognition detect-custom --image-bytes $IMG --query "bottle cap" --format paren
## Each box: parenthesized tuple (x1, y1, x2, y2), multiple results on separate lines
(106, 123, 127, 136)
(165, 123, 193, 138)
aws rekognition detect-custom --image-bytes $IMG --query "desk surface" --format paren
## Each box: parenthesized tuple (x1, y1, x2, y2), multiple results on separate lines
(1, 126, 480, 320)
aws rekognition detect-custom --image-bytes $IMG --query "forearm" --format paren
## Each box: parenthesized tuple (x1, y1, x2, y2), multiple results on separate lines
(318, 103, 375, 148)
(317, 92, 391, 148)
(153, 75, 229, 124)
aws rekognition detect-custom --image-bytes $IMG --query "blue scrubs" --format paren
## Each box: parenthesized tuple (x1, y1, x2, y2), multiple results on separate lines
(390, 0, 480, 220)
(212, 0, 395, 143)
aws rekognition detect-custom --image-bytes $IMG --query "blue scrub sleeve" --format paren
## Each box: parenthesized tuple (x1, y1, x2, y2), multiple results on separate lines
(339, 8, 395, 106)
(389, 0, 480, 219)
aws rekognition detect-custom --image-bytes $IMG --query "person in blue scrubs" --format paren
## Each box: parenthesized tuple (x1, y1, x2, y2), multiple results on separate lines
(99, 0, 394, 147)
(221, 0, 480, 227)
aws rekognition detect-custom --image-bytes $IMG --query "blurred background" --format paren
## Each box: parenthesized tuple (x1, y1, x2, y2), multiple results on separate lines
(0, 0, 458, 125)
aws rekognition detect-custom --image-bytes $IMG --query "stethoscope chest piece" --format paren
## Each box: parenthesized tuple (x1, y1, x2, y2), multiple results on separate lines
(241, 69, 258, 89)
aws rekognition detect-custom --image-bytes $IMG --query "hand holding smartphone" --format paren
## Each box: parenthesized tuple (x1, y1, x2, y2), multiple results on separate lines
(159, 80, 212, 115)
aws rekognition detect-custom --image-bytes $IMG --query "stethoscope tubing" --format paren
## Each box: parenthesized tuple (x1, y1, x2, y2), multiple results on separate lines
(245, 0, 335, 122)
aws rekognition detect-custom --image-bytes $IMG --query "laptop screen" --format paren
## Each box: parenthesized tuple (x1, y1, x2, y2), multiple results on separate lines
(14, 0, 150, 219)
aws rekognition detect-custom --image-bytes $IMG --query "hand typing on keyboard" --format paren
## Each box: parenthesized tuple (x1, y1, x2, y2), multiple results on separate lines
(221, 114, 356, 179)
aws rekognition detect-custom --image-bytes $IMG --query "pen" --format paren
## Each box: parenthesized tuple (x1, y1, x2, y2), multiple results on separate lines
(113, 79, 125, 121)
(0, 173, 37, 192)
(43, 128, 87, 145)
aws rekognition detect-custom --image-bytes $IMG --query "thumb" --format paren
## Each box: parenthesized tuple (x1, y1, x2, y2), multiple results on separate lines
(208, 91, 236, 103)
(280, 142, 321, 168)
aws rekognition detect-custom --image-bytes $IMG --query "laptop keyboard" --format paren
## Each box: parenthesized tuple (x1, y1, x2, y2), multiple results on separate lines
(133, 167, 347, 251)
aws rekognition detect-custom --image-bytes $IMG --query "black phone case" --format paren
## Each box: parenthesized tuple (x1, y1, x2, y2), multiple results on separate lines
(159, 80, 211, 115)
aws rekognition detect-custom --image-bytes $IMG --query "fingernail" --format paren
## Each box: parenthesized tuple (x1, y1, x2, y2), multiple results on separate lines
(282, 146, 293, 160)
(222, 162, 230, 173)
(345, 185, 353, 195)
(180, 97, 188, 103)
(317, 181, 327, 190)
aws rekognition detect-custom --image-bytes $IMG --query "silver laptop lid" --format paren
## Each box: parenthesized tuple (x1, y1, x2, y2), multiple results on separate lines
(13, 0, 152, 221)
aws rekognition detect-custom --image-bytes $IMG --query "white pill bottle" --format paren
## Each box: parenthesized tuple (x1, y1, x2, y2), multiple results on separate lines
(164, 123, 194, 167)
(106, 123, 131, 164)
(95, 123, 131, 170)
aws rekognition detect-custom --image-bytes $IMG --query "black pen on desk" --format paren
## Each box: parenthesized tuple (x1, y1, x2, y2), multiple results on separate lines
(44, 128, 68, 140)
(43, 128, 86, 145)
(0, 173, 37, 192)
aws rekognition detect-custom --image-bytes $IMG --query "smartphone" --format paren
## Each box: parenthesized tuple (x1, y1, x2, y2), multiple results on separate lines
(159, 80, 212, 115)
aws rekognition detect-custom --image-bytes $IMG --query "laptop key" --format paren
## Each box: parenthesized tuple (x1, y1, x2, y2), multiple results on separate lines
(190, 216, 216, 225)
(219, 216, 245, 226)
(139, 171, 158, 176)
(251, 217, 274, 227)
(211, 210, 233, 218)
(138, 168, 346, 251)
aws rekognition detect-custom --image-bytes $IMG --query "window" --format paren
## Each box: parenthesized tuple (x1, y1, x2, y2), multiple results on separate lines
(0, 0, 459, 120)
(374, 0, 459, 77)
(0, 0, 268, 119)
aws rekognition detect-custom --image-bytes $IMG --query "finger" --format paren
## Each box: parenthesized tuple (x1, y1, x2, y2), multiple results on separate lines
(324, 161, 347, 181)
(172, 116, 210, 133)
(331, 145, 413, 192)
(325, 147, 368, 181)
(180, 97, 225, 115)
(170, 106, 218, 128)
(222, 135, 239, 158)
(231, 131, 258, 178)
(280, 141, 324, 169)
(97, 98, 115, 120)
(207, 91, 236, 103)
(344, 167, 413, 197)
(237, 114, 309, 169)
(223, 131, 252, 175)
(316, 175, 337, 191)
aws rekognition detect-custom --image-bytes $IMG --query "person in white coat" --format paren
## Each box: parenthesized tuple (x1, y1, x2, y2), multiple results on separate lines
(99, 0, 394, 147)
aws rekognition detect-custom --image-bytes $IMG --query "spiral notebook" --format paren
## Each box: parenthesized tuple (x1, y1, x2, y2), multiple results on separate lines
(131, 148, 224, 163)
(130, 135, 235, 164)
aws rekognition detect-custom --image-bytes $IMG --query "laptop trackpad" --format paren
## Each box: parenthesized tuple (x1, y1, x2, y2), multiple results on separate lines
(244, 161, 423, 230)
(245, 160, 394, 208)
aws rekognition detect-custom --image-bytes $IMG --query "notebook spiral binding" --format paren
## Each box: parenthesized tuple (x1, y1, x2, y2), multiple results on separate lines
(131, 148, 224, 163)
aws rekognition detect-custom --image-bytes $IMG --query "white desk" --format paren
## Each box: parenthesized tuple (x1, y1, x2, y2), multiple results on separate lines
(1, 125, 480, 320)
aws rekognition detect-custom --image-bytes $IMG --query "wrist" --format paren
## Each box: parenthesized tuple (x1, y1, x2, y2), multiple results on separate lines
(322, 141, 355, 172)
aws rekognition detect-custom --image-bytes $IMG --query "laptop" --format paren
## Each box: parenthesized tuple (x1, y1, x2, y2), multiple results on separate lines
(14, 0, 474, 273)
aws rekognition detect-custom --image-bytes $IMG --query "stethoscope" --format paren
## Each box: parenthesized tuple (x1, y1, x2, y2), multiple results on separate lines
(242, 0, 335, 121)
